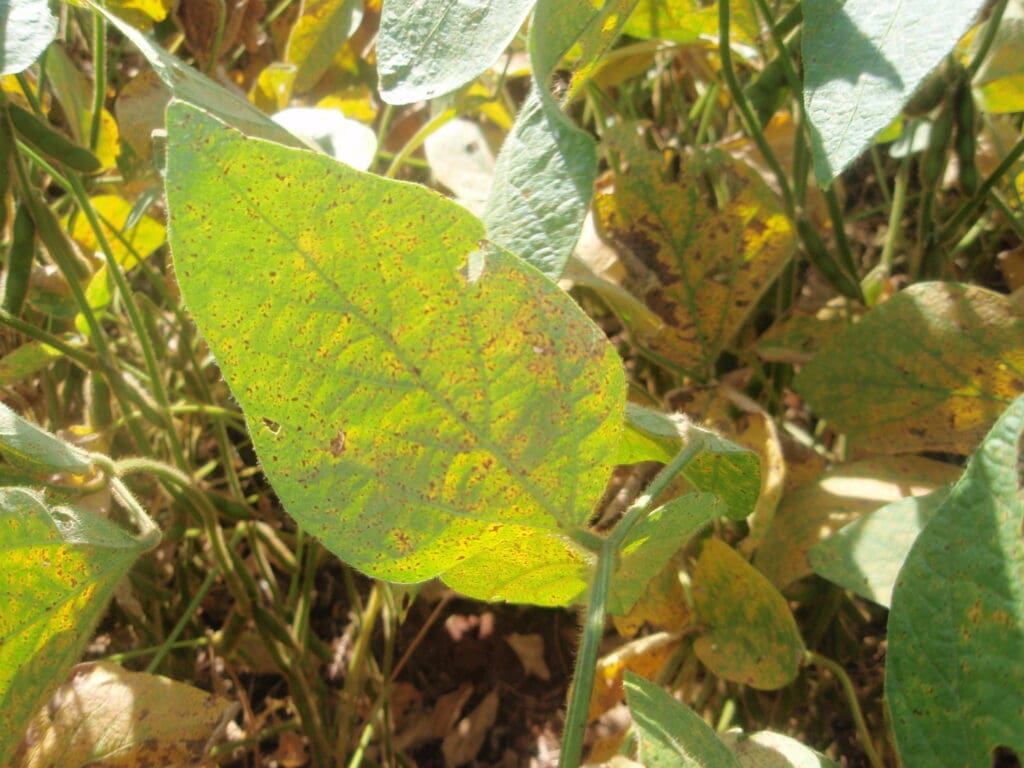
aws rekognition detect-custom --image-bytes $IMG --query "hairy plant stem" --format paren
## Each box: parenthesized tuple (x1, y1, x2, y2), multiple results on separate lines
(559, 436, 705, 767)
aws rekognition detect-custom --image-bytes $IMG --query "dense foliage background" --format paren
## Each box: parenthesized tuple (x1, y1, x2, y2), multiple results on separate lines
(1, 0, 1022, 766)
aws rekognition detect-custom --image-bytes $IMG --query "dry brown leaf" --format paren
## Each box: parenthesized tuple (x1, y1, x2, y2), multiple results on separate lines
(442, 688, 500, 768)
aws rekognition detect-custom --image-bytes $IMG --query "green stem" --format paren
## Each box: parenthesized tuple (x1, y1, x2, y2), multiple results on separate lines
(63, 171, 189, 469)
(559, 437, 705, 767)
(718, 0, 795, 219)
(145, 526, 246, 673)
(336, 581, 384, 756)
(89, 10, 107, 152)
(384, 106, 456, 179)
(939, 135, 1024, 244)
(967, 0, 1009, 78)
(806, 651, 887, 768)
(879, 158, 909, 273)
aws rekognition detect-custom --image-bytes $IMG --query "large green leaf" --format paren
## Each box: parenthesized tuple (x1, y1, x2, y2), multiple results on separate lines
(803, 0, 985, 183)
(887, 394, 1024, 765)
(483, 0, 635, 279)
(0, 489, 148, 765)
(625, 672, 742, 767)
(165, 101, 625, 606)
(793, 282, 1024, 456)
(376, 0, 535, 104)
(0, 0, 56, 75)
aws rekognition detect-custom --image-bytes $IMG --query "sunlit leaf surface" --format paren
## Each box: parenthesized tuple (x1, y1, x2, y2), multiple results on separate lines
(165, 102, 625, 605)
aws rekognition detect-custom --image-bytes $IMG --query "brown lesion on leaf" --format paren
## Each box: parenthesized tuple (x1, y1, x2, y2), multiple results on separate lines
(260, 417, 281, 434)
(330, 429, 347, 457)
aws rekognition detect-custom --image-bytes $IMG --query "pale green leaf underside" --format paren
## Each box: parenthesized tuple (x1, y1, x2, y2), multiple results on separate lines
(809, 486, 950, 608)
(0, 0, 56, 75)
(0, 403, 93, 474)
(165, 102, 625, 605)
(0, 488, 146, 765)
(625, 672, 742, 768)
(377, 0, 535, 104)
(803, 0, 985, 183)
(483, 0, 634, 279)
(886, 394, 1024, 765)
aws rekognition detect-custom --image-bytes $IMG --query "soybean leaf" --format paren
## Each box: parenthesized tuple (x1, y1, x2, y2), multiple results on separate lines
(0, 403, 93, 475)
(165, 102, 625, 606)
(809, 486, 950, 608)
(595, 127, 796, 378)
(619, 403, 761, 520)
(887, 394, 1024, 765)
(377, 0, 535, 104)
(285, 0, 363, 93)
(625, 672, 742, 768)
(693, 540, 805, 690)
(793, 283, 1024, 456)
(0, 489, 148, 765)
(12, 662, 235, 767)
(803, 0, 986, 184)
(969, 1, 1024, 114)
(623, 0, 758, 46)
(608, 492, 723, 615)
(483, 0, 635, 279)
(87, 1, 300, 147)
(0, 0, 56, 75)
(755, 456, 960, 590)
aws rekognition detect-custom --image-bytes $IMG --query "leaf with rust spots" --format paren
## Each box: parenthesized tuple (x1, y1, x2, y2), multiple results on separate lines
(887, 394, 1024, 765)
(165, 102, 625, 606)
(0, 490, 149, 765)
(794, 282, 1024, 456)
(12, 661, 235, 768)
(595, 126, 796, 379)
(692, 540, 805, 690)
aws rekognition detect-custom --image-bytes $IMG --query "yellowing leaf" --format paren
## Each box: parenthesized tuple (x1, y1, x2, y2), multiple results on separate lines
(316, 85, 377, 123)
(692, 540, 805, 690)
(13, 661, 235, 767)
(589, 632, 681, 719)
(67, 195, 166, 270)
(793, 283, 1024, 456)
(74, 266, 112, 339)
(285, 0, 363, 93)
(624, 0, 759, 45)
(104, 0, 172, 25)
(249, 62, 297, 113)
(596, 126, 796, 378)
(0, 489, 148, 765)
